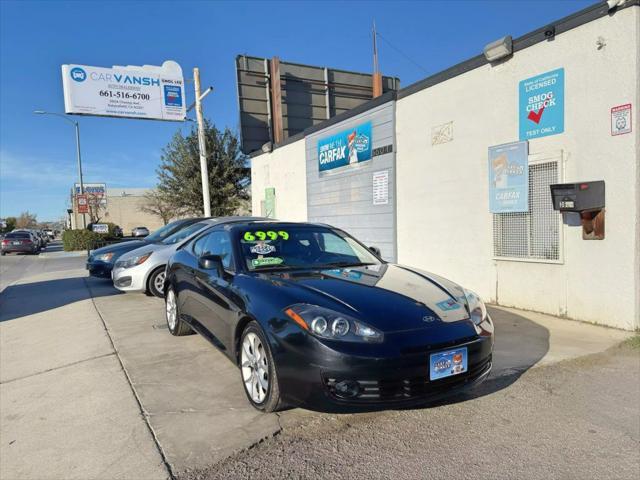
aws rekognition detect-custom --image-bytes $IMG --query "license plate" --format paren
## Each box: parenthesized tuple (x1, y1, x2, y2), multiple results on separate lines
(12, 241, 20, 245)
(429, 347, 468, 380)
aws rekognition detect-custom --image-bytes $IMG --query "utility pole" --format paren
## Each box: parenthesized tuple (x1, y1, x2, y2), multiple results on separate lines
(193, 67, 211, 217)
(74, 121, 86, 228)
(372, 20, 383, 98)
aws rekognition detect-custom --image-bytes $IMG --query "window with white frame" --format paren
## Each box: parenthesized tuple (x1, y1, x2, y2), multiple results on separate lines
(493, 159, 561, 261)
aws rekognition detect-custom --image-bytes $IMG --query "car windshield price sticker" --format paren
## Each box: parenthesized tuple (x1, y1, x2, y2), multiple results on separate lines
(243, 231, 289, 242)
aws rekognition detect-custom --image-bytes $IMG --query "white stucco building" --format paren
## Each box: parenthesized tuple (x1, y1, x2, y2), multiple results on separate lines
(250, 1, 639, 330)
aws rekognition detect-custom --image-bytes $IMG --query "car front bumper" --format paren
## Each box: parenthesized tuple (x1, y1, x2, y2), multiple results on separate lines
(111, 265, 146, 292)
(86, 260, 113, 278)
(272, 318, 494, 411)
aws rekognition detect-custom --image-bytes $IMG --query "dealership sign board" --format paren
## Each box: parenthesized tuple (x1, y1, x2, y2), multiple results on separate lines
(318, 121, 372, 172)
(75, 183, 107, 206)
(519, 68, 564, 141)
(62, 61, 186, 122)
(488, 141, 529, 213)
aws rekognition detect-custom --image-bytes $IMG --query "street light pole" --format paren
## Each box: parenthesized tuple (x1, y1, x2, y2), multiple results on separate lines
(34, 110, 86, 227)
(193, 68, 211, 217)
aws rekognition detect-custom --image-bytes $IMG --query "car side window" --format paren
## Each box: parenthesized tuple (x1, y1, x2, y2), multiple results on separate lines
(193, 230, 234, 270)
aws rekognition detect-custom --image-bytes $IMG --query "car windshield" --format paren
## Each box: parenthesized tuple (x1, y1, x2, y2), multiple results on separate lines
(238, 225, 381, 271)
(146, 221, 189, 243)
(162, 222, 208, 245)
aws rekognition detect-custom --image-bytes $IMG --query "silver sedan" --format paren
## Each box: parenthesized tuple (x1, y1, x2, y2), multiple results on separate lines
(112, 220, 214, 297)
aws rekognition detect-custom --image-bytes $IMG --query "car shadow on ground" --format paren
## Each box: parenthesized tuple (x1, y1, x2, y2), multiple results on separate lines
(0, 276, 122, 322)
(294, 306, 550, 414)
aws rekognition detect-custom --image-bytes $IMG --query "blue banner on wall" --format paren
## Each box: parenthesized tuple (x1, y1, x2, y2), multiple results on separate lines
(318, 121, 372, 172)
(488, 141, 529, 213)
(519, 68, 564, 141)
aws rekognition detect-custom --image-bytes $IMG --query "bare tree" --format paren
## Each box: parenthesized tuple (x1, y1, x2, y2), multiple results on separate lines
(15, 211, 38, 229)
(140, 189, 182, 225)
(86, 193, 105, 224)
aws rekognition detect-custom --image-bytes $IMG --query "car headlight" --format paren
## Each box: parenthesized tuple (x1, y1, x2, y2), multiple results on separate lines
(464, 289, 487, 325)
(116, 252, 152, 269)
(284, 304, 383, 343)
(94, 252, 114, 262)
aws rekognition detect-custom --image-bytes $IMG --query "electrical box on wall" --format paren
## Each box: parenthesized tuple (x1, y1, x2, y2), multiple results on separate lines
(550, 181, 605, 240)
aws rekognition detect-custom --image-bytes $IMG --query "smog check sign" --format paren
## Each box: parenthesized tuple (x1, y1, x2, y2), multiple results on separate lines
(519, 68, 564, 141)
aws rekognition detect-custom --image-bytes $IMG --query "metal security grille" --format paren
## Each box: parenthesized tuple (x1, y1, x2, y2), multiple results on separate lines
(493, 161, 560, 261)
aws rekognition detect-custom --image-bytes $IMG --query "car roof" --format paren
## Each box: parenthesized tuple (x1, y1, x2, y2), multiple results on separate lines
(224, 219, 335, 230)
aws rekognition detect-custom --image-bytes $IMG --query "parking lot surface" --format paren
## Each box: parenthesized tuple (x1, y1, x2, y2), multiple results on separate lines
(1, 247, 637, 479)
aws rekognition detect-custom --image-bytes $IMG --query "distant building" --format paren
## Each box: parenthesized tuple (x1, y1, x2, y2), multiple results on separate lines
(70, 188, 165, 233)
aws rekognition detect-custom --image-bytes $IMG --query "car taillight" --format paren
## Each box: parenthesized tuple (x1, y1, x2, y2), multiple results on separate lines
(1, 240, 8, 245)
(22, 239, 32, 244)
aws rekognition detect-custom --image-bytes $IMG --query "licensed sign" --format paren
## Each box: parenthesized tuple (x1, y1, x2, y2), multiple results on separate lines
(318, 121, 372, 172)
(519, 68, 564, 141)
(62, 61, 186, 122)
(611, 103, 632, 136)
(488, 141, 529, 213)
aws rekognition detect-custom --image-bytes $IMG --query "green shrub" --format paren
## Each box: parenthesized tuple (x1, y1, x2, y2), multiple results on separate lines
(62, 229, 108, 251)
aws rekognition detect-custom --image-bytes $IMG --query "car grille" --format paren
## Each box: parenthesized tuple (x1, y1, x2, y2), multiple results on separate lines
(324, 355, 492, 403)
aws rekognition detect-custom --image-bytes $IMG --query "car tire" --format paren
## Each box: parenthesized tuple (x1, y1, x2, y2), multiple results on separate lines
(240, 321, 283, 413)
(147, 267, 166, 298)
(165, 286, 192, 336)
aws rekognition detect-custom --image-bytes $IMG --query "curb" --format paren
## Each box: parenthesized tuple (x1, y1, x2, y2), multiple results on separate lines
(38, 251, 87, 259)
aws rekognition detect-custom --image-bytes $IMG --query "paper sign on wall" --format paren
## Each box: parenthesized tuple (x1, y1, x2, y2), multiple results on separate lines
(519, 68, 564, 141)
(611, 104, 632, 136)
(488, 141, 529, 213)
(373, 170, 389, 205)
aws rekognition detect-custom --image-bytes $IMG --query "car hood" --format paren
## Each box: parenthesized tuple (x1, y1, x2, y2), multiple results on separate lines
(262, 264, 473, 334)
(117, 242, 173, 262)
(91, 240, 146, 256)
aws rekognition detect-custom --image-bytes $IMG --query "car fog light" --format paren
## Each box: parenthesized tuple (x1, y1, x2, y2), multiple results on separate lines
(332, 317, 349, 336)
(311, 316, 328, 334)
(334, 380, 360, 398)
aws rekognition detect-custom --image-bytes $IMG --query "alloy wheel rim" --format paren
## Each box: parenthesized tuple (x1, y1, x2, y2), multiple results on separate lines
(154, 271, 166, 293)
(241, 332, 269, 403)
(166, 290, 177, 330)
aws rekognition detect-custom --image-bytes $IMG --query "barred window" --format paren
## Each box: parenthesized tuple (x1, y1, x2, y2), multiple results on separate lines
(493, 161, 561, 261)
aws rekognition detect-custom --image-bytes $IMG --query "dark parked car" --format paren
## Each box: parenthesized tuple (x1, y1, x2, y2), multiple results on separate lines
(86, 218, 207, 278)
(1, 231, 39, 255)
(164, 220, 494, 412)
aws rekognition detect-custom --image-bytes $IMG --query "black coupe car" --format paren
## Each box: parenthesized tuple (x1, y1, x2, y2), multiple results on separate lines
(164, 219, 494, 412)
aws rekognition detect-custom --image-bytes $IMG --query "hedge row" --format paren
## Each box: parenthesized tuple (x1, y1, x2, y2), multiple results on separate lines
(62, 223, 119, 251)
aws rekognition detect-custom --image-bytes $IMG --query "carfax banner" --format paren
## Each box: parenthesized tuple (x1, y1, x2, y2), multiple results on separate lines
(318, 121, 372, 172)
(519, 68, 564, 141)
(488, 141, 529, 213)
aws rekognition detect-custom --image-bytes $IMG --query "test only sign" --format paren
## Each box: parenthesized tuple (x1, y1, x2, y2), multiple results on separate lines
(62, 61, 186, 121)
(488, 141, 529, 213)
(519, 68, 564, 141)
(318, 121, 372, 172)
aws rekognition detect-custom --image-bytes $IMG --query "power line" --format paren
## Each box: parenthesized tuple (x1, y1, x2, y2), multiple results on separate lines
(375, 31, 430, 75)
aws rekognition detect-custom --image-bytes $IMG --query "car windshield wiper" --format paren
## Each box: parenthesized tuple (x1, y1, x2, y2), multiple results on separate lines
(317, 261, 376, 269)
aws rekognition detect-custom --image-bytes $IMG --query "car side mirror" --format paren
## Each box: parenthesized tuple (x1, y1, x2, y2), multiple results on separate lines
(199, 254, 224, 276)
(368, 246, 381, 257)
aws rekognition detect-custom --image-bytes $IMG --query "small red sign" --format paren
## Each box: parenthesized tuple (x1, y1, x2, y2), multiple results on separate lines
(76, 194, 89, 214)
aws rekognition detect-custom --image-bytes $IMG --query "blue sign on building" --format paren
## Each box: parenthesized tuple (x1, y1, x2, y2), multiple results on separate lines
(318, 121, 372, 172)
(488, 141, 529, 213)
(519, 68, 564, 141)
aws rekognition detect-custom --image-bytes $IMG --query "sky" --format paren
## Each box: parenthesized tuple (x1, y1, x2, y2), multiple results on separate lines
(0, 0, 594, 221)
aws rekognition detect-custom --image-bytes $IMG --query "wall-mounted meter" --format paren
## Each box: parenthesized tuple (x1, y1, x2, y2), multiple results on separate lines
(550, 181, 605, 240)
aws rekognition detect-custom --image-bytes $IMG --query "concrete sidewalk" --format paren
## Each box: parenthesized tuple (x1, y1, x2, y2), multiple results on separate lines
(0, 266, 169, 480)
